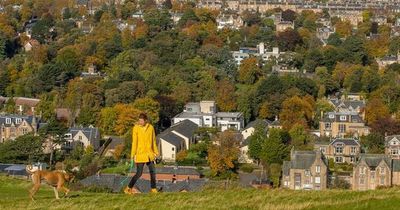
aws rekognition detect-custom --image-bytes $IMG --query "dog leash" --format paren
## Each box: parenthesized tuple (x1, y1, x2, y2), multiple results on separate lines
(120, 160, 135, 186)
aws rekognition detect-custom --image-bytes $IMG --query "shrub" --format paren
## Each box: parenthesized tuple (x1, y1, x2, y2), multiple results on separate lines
(239, 163, 255, 173)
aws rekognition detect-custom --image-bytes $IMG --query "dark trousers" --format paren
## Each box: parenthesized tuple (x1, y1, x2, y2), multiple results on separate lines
(128, 161, 156, 189)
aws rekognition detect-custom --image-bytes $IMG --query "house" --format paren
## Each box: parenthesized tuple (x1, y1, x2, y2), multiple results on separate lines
(314, 138, 360, 164)
(385, 135, 400, 159)
(281, 149, 328, 190)
(158, 120, 198, 162)
(80, 63, 102, 78)
(276, 21, 294, 33)
(371, 16, 387, 26)
(352, 154, 400, 190)
(172, 101, 244, 132)
(239, 138, 252, 164)
(241, 119, 269, 140)
(232, 42, 284, 65)
(0, 96, 40, 115)
(319, 112, 370, 138)
(63, 126, 101, 151)
(99, 136, 124, 157)
(0, 115, 40, 142)
(23, 39, 40, 52)
(317, 26, 335, 45)
(216, 14, 243, 30)
(328, 98, 366, 119)
(376, 52, 400, 70)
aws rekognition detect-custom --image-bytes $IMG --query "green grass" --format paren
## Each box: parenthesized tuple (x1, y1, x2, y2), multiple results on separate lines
(1, 175, 400, 210)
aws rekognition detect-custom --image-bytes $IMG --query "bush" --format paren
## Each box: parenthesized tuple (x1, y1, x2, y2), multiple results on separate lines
(239, 164, 255, 173)
(269, 163, 282, 188)
(331, 176, 351, 189)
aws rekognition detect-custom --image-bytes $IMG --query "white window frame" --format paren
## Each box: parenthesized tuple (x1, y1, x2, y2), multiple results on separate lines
(315, 176, 321, 184)
(316, 165, 321, 173)
(340, 115, 347, 121)
(5, 118, 11, 124)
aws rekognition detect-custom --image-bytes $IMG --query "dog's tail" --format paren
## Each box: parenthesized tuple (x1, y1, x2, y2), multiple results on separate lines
(26, 165, 35, 174)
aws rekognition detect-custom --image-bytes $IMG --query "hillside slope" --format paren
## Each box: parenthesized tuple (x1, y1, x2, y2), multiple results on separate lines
(0, 176, 399, 210)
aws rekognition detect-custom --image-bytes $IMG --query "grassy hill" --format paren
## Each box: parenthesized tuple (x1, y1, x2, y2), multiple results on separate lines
(1, 175, 400, 210)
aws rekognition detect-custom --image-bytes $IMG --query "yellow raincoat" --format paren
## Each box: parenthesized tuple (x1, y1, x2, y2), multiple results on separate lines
(131, 123, 159, 163)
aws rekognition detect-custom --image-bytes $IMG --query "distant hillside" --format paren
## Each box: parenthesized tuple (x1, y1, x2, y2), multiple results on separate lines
(0, 176, 399, 210)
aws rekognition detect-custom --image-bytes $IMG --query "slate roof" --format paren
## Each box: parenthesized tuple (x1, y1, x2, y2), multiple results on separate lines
(385, 135, 400, 146)
(358, 154, 391, 170)
(322, 112, 364, 123)
(0, 114, 39, 128)
(290, 151, 319, 169)
(131, 166, 200, 176)
(244, 119, 269, 130)
(80, 174, 206, 193)
(329, 99, 366, 111)
(68, 126, 100, 149)
(157, 120, 198, 147)
(330, 138, 360, 146)
(392, 159, 400, 172)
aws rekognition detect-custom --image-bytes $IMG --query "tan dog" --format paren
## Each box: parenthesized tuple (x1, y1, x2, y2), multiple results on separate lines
(26, 165, 74, 201)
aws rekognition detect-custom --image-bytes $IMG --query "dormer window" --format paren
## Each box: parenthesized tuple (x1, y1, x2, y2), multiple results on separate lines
(328, 114, 334, 119)
(16, 118, 22, 124)
(5, 118, 11, 124)
(340, 115, 347, 121)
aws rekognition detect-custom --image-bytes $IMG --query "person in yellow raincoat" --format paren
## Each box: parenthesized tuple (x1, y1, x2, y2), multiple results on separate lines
(124, 113, 159, 194)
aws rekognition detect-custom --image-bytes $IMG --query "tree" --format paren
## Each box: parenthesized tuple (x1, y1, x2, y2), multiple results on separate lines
(207, 130, 240, 177)
(216, 79, 237, 112)
(277, 29, 303, 51)
(114, 104, 142, 136)
(248, 122, 268, 163)
(132, 97, 161, 124)
(282, 9, 296, 22)
(105, 81, 145, 106)
(39, 118, 68, 168)
(360, 133, 385, 154)
(334, 20, 352, 38)
(0, 134, 44, 164)
(238, 57, 261, 84)
(289, 124, 313, 150)
(279, 96, 314, 130)
(365, 98, 391, 125)
(260, 128, 288, 165)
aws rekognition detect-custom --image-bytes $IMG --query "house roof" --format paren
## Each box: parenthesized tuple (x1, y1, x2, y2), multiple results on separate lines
(80, 174, 206, 193)
(358, 154, 391, 169)
(158, 120, 199, 147)
(290, 151, 319, 169)
(0, 114, 38, 128)
(170, 120, 198, 139)
(329, 99, 366, 111)
(330, 138, 360, 146)
(322, 112, 364, 123)
(393, 159, 400, 172)
(244, 119, 269, 130)
(68, 126, 100, 148)
(385, 135, 400, 146)
(159, 132, 183, 147)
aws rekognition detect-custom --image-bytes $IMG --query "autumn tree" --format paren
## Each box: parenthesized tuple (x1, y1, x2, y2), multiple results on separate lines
(365, 98, 391, 125)
(207, 130, 240, 177)
(279, 95, 314, 130)
(238, 57, 262, 84)
(216, 79, 237, 112)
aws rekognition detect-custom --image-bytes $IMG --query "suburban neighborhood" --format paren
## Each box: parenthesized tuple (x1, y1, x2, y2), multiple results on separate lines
(1, 0, 400, 209)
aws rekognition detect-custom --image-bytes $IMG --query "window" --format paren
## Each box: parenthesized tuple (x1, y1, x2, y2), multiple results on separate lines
(329, 114, 334, 119)
(380, 167, 385, 174)
(78, 135, 82, 140)
(172, 154, 175, 159)
(305, 170, 310, 176)
(360, 177, 365, 185)
(315, 176, 321, 184)
(5, 118, 11, 124)
(335, 156, 343, 163)
(325, 123, 331, 129)
(335, 146, 343, 154)
(360, 167, 366, 175)
(391, 149, 399, 155)
(380, 176, 385, 185)
(316, 165, 321, 173)
(351, 147, 357, 154)
(391, 141, 398, 145)
(22, 128, 27, 134)
(340, 115, 347, 121)
(172, 147, 175, 151)
(15, 118, 21, 124)
(284, 181, 288, 186)
(339, 124, 346, 133)
(350, 156, 355, 163)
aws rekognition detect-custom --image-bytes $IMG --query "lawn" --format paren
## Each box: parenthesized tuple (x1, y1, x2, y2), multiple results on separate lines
(1, 175, 400, 210)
